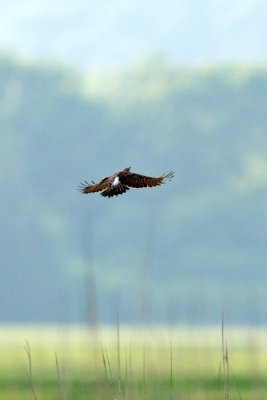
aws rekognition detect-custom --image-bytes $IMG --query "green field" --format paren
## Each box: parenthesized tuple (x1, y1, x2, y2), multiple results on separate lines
(0, 325, 266, 399)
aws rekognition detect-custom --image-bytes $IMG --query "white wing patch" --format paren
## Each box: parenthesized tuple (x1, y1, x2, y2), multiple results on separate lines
(112, 176, 120, 188)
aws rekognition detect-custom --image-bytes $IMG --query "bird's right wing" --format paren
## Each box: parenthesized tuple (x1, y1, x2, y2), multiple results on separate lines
(79, 177, 110, 194)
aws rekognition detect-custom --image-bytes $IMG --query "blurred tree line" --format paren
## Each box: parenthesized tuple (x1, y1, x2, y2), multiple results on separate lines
(1, 56, 267, 325)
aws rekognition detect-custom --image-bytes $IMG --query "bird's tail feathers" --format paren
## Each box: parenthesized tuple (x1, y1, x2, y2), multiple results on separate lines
(101, 184, 129, 197)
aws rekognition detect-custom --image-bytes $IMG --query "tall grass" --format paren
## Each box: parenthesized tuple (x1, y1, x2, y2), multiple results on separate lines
(221, 314, 230, 400)
(0, 324, 265, 399)
(24, 340, 38, 400)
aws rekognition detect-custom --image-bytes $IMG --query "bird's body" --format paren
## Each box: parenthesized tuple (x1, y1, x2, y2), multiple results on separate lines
(79, 167, 174, 198)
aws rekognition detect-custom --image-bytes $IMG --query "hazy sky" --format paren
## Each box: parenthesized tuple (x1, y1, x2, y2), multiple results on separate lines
(1, 0, 266, 68)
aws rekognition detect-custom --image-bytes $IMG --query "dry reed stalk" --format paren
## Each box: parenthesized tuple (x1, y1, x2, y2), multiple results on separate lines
(221, 314, 230, 400)
(142, 343, 146, 398)
(101, 345, 109, 383)
(124, 346, 129, 398)
(55, 352, 67, 400)
(170, 341, 173, 394)
(116, 312, 122, 398)
(24, 340, 38, 400)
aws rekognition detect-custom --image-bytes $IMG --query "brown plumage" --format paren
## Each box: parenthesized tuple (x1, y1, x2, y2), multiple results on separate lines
(79, 167, 174, 198)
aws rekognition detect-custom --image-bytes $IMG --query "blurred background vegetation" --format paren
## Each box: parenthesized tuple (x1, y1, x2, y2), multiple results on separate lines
(1, 55, 267, 325)
(1, 0, 267, 327)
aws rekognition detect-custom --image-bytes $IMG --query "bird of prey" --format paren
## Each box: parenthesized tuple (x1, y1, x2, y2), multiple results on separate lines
(79, 167, 174, 198)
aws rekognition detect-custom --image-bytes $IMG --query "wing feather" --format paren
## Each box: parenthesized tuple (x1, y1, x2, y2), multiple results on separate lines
(79, 176, 110, 194)
(121, 171, 174, 188)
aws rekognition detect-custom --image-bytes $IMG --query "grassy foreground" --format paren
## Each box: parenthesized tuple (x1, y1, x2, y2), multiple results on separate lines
(0, 325, 266, 399)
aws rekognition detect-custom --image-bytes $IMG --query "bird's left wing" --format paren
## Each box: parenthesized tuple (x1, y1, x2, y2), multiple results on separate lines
(121, 171, 174, 188)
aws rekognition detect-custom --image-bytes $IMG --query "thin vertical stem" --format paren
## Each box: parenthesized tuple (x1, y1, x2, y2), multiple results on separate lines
(170, 341, 173, 391)
(143, 344, 146, 398)
(222, 313, 230, 400)
(105, 347, 113, 380)
(24, 341, 37, 400)
(117, 312, 121, 398)
(125, 347, 128, 398)
(55, 352, 66, 400)
(101, 345, 108, 383)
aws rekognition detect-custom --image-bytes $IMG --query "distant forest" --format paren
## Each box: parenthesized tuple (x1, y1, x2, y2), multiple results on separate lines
(1, 55, 267, 325)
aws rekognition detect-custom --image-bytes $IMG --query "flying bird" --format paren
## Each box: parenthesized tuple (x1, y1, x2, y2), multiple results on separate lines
(79, 167, 174, 198)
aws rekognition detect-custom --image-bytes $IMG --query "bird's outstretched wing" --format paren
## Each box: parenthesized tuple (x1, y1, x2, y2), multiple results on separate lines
(121, 171, 174, 188)
(79, 176, 110, 194)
